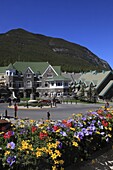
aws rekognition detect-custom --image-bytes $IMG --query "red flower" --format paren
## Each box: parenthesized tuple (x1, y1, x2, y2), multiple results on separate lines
(102, 120, 108, 127)
(62, 120, 67, 124)
(66, 122, 72, 127)
(97, 109, 103, 115)
(39, 132, 48, 140)
(106, 114, 112, 119)
(3, 131, 14, 139)
(62, 120, 72, 127)
(53, 125, 59, 131)
(31, 126, 37, 133)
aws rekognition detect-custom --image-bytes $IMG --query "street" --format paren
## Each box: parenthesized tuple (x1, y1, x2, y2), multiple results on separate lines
(0, 102, 109, 121)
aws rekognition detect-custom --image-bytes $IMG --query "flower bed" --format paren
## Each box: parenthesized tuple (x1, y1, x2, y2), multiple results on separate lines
(0, 107, 113, 170)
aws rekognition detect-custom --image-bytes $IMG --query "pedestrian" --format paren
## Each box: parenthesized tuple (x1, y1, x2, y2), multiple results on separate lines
(104, 101, 109, 111)
(14, 103, 18, 118)
(26, 101, 29, 108)
(47, 111, 50, 120)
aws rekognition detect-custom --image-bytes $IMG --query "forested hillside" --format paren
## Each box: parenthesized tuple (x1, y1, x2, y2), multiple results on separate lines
(0, 28, 111, 72)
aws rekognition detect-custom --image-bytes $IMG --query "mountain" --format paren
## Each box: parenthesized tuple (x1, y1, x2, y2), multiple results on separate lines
(0, 28, 111, 72)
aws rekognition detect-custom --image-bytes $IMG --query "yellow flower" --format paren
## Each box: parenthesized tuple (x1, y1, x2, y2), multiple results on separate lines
(83, 121, 86, 125)
(92, 159, 96, 164)
(76, 113, 82, 117)
(47, 149, 53, 155)
(21, 140, 29, 150)
(56, 129, 61, 133)
(4, 151, 10, 156)
(60, 167, 64, 170)
(20, 124, 25, 128)
(36, 151, 42, 157)
(0, 132, 4, 135)
(55, 150, 61, 157)
(108, 134, 112, 138)
(47, 142, 57, 149)
(59, 160, 64, 165)
(28, 144, 33, 151)
(30, 119, 35, 123)
(72, 141, 78, 147)
(51, 153, 57, 160)
(70, 127, 75, 131)
(96, 131, 100, 134)
(26, 151, 29, 154)
(52, 165, 57, 170)
(54, 160, 59, 164)
(109, 127, 112, 131)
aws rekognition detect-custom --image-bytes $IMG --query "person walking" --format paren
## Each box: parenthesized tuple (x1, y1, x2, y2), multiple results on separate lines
(104, 101, 109, 111)
(47, 111, 50, 120)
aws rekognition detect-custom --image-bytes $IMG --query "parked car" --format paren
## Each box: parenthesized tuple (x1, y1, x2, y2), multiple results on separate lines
(38, 99, 51, 105)
(52, 98, 61, 104)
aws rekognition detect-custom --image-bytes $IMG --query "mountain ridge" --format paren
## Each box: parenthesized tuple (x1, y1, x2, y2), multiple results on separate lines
(0, 28, 111, 72)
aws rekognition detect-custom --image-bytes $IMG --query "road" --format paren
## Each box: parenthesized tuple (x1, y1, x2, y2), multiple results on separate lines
(0, 102, 109, 121)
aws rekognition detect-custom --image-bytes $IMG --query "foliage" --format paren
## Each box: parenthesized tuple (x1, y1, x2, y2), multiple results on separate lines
(0, 107, 113, 169)
(0, 28, 111, 72)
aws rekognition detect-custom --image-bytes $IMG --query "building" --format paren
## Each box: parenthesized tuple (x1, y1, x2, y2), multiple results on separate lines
(0, 62, 113, 101)
(76, 70, 113, 100)
(3, 61, 70, 98)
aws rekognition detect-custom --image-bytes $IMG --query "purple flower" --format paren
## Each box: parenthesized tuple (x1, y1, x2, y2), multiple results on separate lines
(7, 142, 15, 150)
(20, 128, 27, 134)
(7, 156, 16, 166)
(78, 122, 83, 127)
(106, 138, 109, 142)
(92, 120, 96, 124)
(58, 141, 63, 149)
(100, 132, 105, 135)
(89, 125, 96, 132)
(60, 131, 67, 136)
(99, 125, 104, 129)
(74, 131, 84, 139)
(82, 117, 87, 121)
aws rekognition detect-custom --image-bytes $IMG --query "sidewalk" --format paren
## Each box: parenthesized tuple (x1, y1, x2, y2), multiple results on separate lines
(8, 105, 55, 110)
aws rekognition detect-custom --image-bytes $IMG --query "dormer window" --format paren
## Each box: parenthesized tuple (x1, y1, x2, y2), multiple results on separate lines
(27, 74, 31, 78)
(47, 73, 53, 78)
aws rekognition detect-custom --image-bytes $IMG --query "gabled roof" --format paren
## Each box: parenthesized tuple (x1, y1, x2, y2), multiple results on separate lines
(53, 66, 61, 75)
(99, 80, 113, 96)
(62, 72, 81, 82)
(79, 70, 112, 89)
(42, 65, 59, 76)
(0, 66, 8, 73)
(7, 63, 15, 70)
(13, 61, 50, 74)
(47, 75, 70, 81)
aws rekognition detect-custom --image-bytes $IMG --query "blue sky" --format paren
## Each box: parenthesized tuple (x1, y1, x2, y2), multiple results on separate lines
(0, 0, 113, 68)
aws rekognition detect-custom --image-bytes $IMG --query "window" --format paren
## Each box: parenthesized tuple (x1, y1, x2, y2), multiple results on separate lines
(37, 82, 41, 87)
(51, 81, 54, 86)
(64, 82, 68, 86)
(27, 74, 31, 78)
(27, 80, 32, 88)
(56, 81, 62, 86)
(47, 73, 53, 78)
(45, 83, 48, 87)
